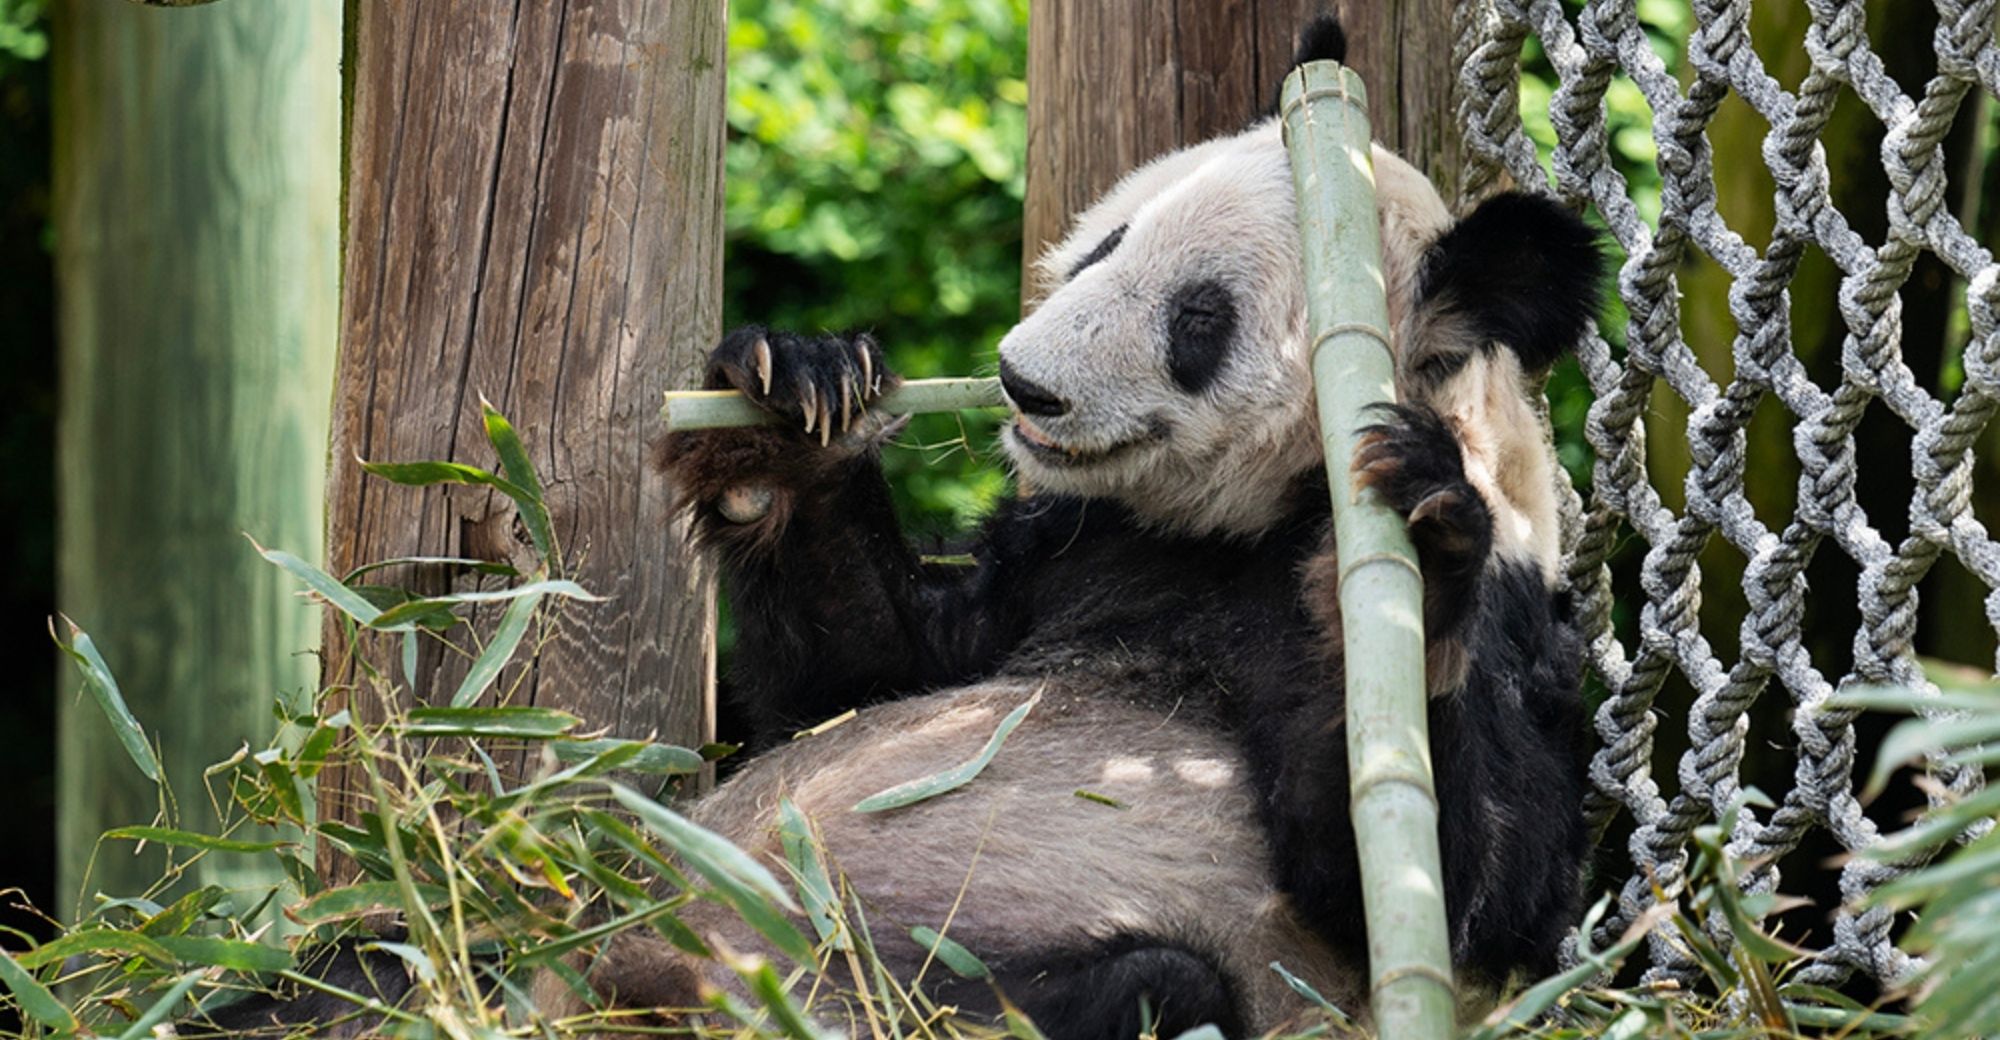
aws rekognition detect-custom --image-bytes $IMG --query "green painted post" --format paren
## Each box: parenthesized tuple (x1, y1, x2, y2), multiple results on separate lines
(1280, 61, 1455, 1038)
(54, 0, 341, 916)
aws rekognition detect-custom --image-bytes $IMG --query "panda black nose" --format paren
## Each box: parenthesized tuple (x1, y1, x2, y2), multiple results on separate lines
(999, 360, 1069, 416)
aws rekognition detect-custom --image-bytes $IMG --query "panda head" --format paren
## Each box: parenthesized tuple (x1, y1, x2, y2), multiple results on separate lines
(995, 20, 1600, 539)
(996, 126, 1459, 537)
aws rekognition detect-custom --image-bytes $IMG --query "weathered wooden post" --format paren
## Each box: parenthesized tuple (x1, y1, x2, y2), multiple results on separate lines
(53, 0, 341, 913)
(317, 3, 726, 875)
(1022, 0, 1457, 300)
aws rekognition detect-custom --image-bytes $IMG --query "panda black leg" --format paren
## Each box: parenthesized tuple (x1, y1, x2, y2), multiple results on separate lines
(1352, 403, 1494, 639)
(978, 941, 1242, 1040)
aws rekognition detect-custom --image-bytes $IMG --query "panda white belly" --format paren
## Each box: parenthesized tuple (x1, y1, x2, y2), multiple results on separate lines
(678, 681, 1364, 1031)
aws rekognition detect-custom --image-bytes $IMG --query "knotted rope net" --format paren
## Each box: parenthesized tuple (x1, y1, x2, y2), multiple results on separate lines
(1452, 0, 2000, 987)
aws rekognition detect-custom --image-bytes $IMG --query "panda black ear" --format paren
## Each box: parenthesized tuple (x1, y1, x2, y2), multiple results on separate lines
(1291, 13, 1347, 66)
(1260, 12, 1348, 123)
(1418, 192, 1605, 372)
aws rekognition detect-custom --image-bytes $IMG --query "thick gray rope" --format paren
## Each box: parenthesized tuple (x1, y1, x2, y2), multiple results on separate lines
(1457, 0, 2000, 987)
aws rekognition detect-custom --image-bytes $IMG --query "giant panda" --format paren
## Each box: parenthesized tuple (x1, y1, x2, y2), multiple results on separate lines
(201, 16, 1600, 1040)
(614, 17, 1602, 1039)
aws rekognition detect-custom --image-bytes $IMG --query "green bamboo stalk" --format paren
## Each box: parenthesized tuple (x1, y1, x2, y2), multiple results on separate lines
(662, 377, 1002, 432)
(1281, 62, 1455, 1038)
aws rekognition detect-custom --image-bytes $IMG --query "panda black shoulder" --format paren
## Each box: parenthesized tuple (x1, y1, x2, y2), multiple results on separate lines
(1418, 192, 1604, 373)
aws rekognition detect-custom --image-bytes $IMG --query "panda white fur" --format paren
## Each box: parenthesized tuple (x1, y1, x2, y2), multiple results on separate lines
(628, 17, 1602, 1037)
(201, 16, 1601, 1040)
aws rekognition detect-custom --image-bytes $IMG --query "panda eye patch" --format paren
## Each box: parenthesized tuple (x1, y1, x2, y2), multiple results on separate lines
(1166, 280, 1238, 393)
(1067, 224, 1129, 279)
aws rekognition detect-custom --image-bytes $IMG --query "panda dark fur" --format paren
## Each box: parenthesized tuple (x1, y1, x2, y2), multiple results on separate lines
(633, 20, 1603, 1038)
(201, 17, 1602, 1040)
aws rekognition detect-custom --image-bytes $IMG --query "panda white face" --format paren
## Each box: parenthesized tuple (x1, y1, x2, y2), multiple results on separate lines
(996, 121, 1451, 538)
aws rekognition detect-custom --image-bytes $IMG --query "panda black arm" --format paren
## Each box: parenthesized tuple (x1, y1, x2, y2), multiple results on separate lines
(658, 328, 1026, 743)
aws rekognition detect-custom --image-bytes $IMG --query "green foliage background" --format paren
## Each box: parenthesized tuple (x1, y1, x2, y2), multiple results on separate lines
(722, 0, 1029, 537)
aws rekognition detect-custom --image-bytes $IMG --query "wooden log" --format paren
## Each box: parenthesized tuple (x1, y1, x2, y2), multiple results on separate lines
(53, 0, 340, 912)
(1022, 0, 1457, 303)
(318, 1, 725, 876)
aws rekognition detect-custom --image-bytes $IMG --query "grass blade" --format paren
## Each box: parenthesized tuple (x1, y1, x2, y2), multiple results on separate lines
(853, 687, 1040, 812)
(51, 616, 161, 782)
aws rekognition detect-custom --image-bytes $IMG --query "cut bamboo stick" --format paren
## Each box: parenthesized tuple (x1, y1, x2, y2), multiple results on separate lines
(661, 377, 1003, 432)
(1282, 60, 1455, 1039)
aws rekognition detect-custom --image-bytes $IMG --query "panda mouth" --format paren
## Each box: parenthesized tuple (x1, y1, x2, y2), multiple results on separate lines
(1009, 413, 1155, 466)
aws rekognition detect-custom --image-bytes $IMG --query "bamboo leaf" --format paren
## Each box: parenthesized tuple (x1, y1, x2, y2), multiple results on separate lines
(611, 786, 798, 913)
(114, 971, 203, 1040)
(103, 826, 292, 855)
(779, 799, 849, 951)
(0, 946, 73, 1031)
(370, 579, 598, 634)
(552, 739, 705, 776)
(735, 954, 837, 1040)
(360, 458, 554, 562)
(292, 881, 451, 926)
(1862, 714, 2000, 800)
(13, 928, 176, 969)
(342, 555, 519, 583)
(853, 688, 1040, 812)
(252, 540, 384, 624)
(362, 941, 438, 984)
(1466, 901, 1665, 1040)
(1269, 960, 1352, 1023)
(137, 886, 227, 938)
(451, 590, 543, 707)
(611, 786, 814, 965)
(51, 616, 160, 781)
(910, 926, 988, 979)
(480, 396, 545, 505)
(0, 947, 74, 1031)
(152, 935, 292, 973)
(401, 706, 580, 738)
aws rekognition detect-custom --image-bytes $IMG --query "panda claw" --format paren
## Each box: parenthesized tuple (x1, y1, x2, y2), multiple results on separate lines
(819, 391, 833, 446)
(1408, 489, 1459, 526)
(753, 337, 773, 396)
(841, 378, 854, 431)
(801, 390, 818, 434)
(856, 341, 874, 399)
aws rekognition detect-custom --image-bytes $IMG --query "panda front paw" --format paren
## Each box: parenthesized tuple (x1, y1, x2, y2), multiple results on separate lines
(706, 326, 896, 446)
(1352, 404, 1493, 603)
(657, 327, 901, 540)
